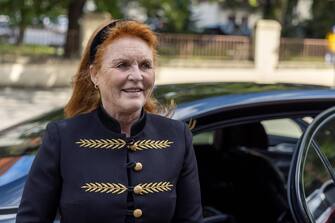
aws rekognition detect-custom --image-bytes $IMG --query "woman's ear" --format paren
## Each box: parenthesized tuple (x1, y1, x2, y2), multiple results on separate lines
(89, 65, 99, 86)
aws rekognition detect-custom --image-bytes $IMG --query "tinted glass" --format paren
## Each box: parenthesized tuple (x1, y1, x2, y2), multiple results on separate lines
(302, 114, 335, 223)
(313, 118, 335, 170)
(304, 143, 335, 223)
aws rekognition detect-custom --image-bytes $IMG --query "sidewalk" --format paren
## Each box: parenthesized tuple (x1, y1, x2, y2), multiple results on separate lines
(0, 87, 71, 130)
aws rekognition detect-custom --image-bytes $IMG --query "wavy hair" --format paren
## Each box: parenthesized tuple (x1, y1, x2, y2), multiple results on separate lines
(64, 20, 166, 118)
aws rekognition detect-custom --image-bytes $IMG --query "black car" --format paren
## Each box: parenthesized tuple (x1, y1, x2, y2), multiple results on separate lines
(1, 82, 335, 223)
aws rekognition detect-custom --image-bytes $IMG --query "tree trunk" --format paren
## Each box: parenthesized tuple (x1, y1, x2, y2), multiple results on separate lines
(64, 0, 87, 58)
(263, 0, 274, 19)
(16, 24, 26, 45)
(15, 8, 27, 46)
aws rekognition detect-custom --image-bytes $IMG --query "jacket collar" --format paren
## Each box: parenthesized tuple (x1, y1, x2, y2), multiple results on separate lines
(97, 104, 146, 136)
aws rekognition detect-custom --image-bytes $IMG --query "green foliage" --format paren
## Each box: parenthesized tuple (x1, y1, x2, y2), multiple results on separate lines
(216, 0, 291, 22)
(0, 0, 34, 27)
(0, 0, 65, 27)
(304, 1, 335, 38)
(0, 44, 56, 56)
(217, 0, 258, 11)
(0, 0, 66, 44)
(94, 0, 125, 19)
(138, 0, 193, 32)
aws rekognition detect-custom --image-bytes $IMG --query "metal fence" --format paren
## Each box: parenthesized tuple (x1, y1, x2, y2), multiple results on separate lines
(279, 38, 328, 61)
(158, 34, 252, 60)
(1, 32, 253, 62)
(5, 31, 330, 63)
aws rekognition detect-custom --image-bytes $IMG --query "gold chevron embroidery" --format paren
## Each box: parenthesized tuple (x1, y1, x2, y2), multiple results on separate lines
(187, 119, 197, 130)
(129, 140, 173, 151)
(138, 182, 173, 195)
(81, 181, 173, 195)
(81, 182, 127, 194)
(75, 139, 126, 149)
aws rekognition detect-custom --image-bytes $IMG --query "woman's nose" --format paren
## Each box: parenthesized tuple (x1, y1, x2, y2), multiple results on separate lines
(128, 65, 143, 81)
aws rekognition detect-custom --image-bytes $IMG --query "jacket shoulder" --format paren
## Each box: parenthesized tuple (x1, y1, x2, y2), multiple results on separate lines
(146, 113, 186, 131)
(49, 111, 96, 130)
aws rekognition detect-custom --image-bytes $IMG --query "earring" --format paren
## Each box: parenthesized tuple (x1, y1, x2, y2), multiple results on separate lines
(94, 83, 98, 89)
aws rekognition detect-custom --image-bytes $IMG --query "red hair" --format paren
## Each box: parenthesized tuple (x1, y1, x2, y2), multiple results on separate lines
(64, 20, 162, 118)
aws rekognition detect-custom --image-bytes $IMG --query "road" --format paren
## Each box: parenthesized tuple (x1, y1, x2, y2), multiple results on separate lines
(0, 87, 71, 130)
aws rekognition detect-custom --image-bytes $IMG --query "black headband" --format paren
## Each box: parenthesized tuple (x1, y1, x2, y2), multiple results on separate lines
(88, 20, 119, 64)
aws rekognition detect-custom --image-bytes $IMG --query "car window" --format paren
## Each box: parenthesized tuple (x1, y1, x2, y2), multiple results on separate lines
(261, 118, 302, 139)
(192, 118, 303, 146)
(290, 107, 335, 223)
(192, 131, 214, 145)
(304, 145, 335, 222)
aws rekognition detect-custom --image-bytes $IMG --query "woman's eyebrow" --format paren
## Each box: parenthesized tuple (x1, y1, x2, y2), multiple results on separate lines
(140, 58, 153, 63)
(111, 58, 153, 63)
(111, 58, 129, 63)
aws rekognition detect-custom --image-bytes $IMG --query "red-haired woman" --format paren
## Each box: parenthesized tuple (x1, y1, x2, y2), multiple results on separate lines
(16, 20, 203, 223)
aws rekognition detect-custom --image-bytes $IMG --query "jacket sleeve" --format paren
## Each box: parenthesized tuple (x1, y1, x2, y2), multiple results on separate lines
(16, 122, 61, 223)
(172, 124, 203, 223)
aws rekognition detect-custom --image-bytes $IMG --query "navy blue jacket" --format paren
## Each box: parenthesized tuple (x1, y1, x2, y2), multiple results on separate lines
(16, 107, 203, 223)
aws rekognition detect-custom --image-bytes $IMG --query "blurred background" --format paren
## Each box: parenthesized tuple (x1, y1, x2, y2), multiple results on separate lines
(1, 0, 335, 129)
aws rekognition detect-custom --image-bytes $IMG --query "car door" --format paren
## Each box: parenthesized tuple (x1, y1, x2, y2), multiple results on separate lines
(289, 106, 335, 223)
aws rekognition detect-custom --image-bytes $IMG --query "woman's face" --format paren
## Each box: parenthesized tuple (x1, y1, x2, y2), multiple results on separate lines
(91, 36, 155, 115)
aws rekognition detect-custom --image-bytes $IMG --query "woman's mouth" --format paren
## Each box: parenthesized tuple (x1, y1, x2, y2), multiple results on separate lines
(121, 88, 144, 97)
(121, 88, 143, 93)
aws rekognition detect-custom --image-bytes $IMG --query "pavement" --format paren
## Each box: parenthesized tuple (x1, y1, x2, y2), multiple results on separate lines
(0, 87, 71, 130)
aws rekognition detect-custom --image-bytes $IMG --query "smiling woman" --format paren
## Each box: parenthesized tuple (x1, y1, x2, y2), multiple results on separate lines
(15, 20, 203, 223)
(64, 19, 160, 120)
(89, 36, 155, 134)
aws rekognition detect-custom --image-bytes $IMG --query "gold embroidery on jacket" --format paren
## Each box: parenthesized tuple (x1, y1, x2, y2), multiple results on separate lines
(137, 182, 173, 194)
(81, 181, 173, 195)
(81, 182, 127, 194)
(76, 139, 173, 151)
(129, 140, 173, 151)
(76, 139, 126, 149)
(187, 119, 197, 130)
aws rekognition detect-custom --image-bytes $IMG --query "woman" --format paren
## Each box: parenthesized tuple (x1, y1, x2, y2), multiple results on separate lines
(16, 19, 203, 223)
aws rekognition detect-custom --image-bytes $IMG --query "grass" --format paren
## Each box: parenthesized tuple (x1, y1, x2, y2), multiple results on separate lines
(280, 56, 325, 62)
(0, 43, 62, 58)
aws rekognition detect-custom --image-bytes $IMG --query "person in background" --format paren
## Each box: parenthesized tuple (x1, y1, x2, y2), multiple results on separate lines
(238, 16, 251, 36)
(325, 25, 335, 64)
(16, 19, 203, 223)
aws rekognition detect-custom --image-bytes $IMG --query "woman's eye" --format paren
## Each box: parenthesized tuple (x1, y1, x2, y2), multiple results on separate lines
(116, 62, 130, 69)
(140, 62, 152, 70)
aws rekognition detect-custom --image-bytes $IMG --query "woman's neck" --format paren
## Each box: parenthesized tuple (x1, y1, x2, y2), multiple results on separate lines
(103, 105, 141, 137)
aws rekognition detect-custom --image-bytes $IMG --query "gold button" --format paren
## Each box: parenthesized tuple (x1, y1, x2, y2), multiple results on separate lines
(128, 144, 137, 151)
(134, 185, 143, 194)
(133, 208, 142, 218)
(134, 162, 143, 171)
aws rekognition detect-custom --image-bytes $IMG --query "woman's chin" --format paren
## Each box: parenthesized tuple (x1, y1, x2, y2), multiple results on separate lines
(121, 102, 144, 114)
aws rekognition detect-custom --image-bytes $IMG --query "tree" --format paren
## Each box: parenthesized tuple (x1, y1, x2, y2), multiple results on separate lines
(211, 0, 301, 36)
(95, 0, 193, 33)
(304, 0, 335, 38)
(63, 0, 87, 58)
(94, 0, 125, 19)
(215, 0, 290, 22)
(138, 0, 193, 33)
(0, 0, 64, 45)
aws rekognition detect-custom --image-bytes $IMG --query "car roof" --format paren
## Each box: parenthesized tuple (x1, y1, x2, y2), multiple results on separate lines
(166, 83, 335, 120)
(155, 82, 329, 104)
